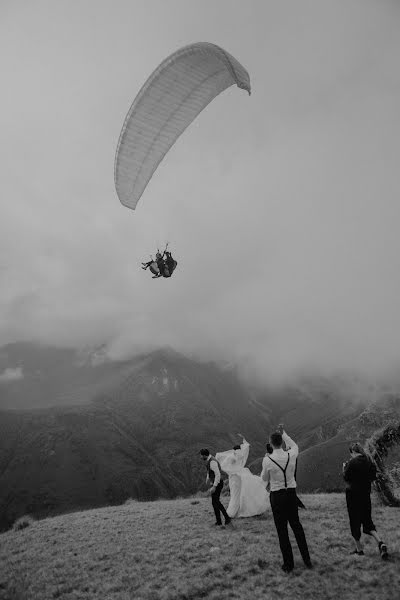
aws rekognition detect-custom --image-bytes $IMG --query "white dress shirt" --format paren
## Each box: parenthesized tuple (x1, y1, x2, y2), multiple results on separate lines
(261, 432, 299, 492)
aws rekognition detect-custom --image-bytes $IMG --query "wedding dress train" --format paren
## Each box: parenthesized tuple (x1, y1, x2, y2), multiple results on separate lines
(216, 440, 269, 518)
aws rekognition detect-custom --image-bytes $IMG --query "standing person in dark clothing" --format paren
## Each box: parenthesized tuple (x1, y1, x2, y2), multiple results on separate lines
(343, 442, 389, 559)
(199, 449, 231, 527)
(261, 425, 312, 573)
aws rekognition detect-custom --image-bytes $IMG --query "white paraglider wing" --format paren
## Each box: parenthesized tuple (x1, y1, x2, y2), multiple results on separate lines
(114, 42, 251, 210)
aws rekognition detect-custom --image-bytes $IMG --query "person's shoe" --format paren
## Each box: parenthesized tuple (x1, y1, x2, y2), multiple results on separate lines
(350, 549, 364, 555)
(379, 542, 388, 560)
(214, 522, 224, 527)
(304, 560, 313, 569)
(281, 564, 294, 573)
(225, 518, 232, 526)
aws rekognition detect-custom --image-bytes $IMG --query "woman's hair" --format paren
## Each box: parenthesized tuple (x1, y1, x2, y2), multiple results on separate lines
(266, 443, 273, 454)
(199, 448, 210, 457)
(349, 442, 366, 456)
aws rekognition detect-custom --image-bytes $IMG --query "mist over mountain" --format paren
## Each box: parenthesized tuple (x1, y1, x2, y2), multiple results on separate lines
(0, 342, 135, 410)
(0, 342, 398, 531)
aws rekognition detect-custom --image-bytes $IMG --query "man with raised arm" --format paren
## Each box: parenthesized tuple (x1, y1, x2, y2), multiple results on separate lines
(261, 424, 312, 573)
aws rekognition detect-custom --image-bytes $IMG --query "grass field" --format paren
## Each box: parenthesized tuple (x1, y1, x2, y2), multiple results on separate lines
(1, 494, 399, 600)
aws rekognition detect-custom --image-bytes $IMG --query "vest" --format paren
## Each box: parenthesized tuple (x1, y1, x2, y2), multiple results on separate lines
(206, 457, 222, 484)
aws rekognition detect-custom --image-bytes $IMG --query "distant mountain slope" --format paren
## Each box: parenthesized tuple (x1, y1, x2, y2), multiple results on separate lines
(296, 394, 400, 492)
(0, 348, 272, 531)
(1, 342, 398, 531)
(256, 373, 378, 450)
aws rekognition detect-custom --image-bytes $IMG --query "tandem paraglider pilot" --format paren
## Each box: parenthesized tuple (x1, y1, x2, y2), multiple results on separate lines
(142, 247, 178, 279)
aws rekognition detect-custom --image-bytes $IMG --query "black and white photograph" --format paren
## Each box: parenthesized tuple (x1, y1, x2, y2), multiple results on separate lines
(1, 1, 400, 599)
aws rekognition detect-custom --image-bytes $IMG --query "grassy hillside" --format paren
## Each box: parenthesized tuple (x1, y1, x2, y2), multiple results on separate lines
(1, 494, 399, 600)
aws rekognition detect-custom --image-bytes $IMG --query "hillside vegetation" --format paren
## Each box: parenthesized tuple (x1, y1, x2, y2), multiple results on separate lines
(1, 494, 399, 600)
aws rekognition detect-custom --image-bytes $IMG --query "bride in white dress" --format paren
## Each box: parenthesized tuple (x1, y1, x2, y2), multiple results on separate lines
(216, 435, 269, 518)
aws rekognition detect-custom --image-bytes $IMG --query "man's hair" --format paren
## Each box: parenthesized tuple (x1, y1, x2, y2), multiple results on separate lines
(199, 448, 210, 457)
(266, 442, 273, 454)
(233, 444, 241, 450)
(270, 432, 283, 448)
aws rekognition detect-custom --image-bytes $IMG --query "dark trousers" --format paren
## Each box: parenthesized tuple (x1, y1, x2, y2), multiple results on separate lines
(211, 481, 230, 524)
(346, 489, 375, 541)
(270, 488, 311, 568)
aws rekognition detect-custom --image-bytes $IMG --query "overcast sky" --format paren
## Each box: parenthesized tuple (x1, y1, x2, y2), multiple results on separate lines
(1, 0, 400, 382)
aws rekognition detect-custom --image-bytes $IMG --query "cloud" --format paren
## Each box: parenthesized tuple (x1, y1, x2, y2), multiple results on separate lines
(0, 367, 24, 383)
(1, 0, 400, 383)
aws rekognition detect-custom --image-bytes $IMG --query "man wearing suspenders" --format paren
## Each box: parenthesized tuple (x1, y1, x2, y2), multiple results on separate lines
(261, 425, 312, 573)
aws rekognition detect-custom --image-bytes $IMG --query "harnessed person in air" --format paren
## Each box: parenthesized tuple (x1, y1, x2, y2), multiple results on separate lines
(141, 245, 177, 279)
(163, 251, 178, 277)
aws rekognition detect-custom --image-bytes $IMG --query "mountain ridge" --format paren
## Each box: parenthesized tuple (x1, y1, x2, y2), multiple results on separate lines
(1, 342, 399, 531)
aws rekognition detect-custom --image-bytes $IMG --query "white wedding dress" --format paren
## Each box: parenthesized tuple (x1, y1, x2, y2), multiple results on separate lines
(216, 441, 269, 518)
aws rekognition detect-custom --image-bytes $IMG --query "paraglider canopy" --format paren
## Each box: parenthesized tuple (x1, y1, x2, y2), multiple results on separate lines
(114, 42, 251, 210)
